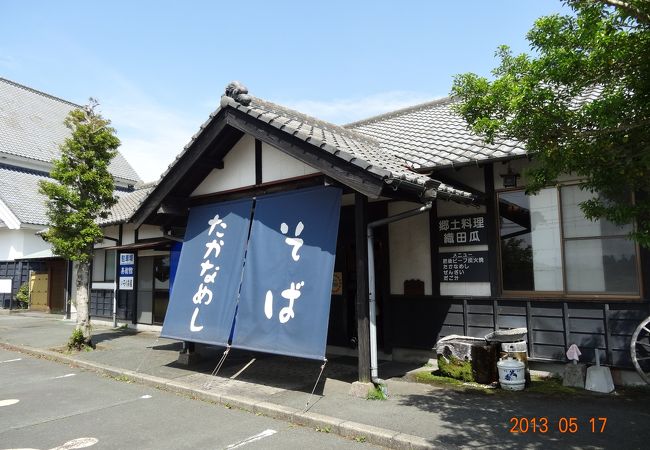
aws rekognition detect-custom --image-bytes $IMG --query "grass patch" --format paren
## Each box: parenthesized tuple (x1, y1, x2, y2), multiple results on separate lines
(438, 355, 474, 382)
(415, 370, 464, 386)
(524, 374, 582, 395)
(414, 369, 496, 394)
(113, 375, 133, 383)
(366, 385, 387, 400)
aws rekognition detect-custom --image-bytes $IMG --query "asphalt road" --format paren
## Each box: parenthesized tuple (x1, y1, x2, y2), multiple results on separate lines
(0, 348, 378, 450)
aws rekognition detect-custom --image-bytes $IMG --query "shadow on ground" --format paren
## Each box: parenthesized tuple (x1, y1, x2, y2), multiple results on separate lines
(159, 344, 419, 394)
(399, 383, 650, 449)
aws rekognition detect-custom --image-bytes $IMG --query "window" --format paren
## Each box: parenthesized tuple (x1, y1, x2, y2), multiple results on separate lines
(104, 250, 116, 282)
(92, 249, 116, 282)
(498, 185, 639, 295)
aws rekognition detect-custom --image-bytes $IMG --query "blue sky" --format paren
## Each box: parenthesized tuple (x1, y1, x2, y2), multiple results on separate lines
(1, 1, 568, 182)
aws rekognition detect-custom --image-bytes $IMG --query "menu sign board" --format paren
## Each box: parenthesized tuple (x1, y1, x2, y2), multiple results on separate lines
(437, 214, 487, 247)
(439, 251, 489, 283)
(118, 253, 135, 290)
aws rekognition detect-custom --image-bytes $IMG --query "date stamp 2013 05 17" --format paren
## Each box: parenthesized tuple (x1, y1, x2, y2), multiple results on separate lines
(509, 417, 607, 434)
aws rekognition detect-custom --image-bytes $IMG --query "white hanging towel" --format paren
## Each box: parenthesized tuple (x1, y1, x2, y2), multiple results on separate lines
(566, 344, 581, 362)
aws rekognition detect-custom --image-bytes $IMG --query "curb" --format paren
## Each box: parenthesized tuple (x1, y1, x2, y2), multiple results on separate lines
(0, 342, 435, 449)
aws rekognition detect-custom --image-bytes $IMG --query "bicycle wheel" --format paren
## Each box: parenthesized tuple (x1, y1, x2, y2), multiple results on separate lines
(631, 315, 650, 384)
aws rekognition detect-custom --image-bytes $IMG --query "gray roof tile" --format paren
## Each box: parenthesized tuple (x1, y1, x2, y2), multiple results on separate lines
(346, 97, 526, 169)
(220, 95, 431, 186)
(100, 184, 155, 225)
(0, 77, 141, 182)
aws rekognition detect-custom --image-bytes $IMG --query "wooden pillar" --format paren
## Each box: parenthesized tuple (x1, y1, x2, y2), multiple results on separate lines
(484, 163, 501, 296)
(355, 192, 371, 383)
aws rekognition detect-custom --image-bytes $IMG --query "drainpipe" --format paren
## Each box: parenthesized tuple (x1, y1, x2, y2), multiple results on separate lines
(367, 202, 433, 385)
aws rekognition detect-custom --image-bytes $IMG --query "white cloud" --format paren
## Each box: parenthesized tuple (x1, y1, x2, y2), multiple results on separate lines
(0, 54, 19, 70)
(281, 90, 442, 125)
(102, 100, 201, 183)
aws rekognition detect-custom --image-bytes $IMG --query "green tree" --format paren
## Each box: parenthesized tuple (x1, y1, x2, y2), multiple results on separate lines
(452, 0, 650, 246)
(39, 99, 120, 344)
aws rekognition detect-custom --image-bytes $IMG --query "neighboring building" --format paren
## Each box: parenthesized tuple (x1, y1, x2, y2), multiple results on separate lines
(91, 83, 648, 371)
(0, 77, 141, 312)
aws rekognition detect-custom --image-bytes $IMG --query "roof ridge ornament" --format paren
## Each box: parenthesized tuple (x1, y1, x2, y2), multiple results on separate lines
(224, 81, 252, 106)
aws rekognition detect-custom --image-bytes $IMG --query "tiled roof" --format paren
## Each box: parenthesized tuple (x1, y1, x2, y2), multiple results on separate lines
(0, 165, 51, 225)
(221, 94, 437, 186)
(0, 77, 141, 182)
(346, 97, 526, 169)
(136, 86, 478, 222)
(100, 184, 155, 225)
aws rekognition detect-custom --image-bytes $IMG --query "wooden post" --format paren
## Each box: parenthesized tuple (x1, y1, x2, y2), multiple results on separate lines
(355, 192, 371, 383)
(484, 163, 501, 296)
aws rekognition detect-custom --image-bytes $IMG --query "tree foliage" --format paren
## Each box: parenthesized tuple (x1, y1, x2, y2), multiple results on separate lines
(452, 0, 650, 246)
(39, 100, 120, 261)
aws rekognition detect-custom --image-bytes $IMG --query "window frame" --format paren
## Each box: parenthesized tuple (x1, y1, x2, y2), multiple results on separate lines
(104, 249, 116, 282)
(496, 182, 642, 299)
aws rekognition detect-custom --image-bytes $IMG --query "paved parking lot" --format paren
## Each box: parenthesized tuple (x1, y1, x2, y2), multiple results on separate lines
(0, 348, 377, 450)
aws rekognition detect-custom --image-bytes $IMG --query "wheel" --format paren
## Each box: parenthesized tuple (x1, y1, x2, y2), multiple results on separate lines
(631, 315, 650, 384)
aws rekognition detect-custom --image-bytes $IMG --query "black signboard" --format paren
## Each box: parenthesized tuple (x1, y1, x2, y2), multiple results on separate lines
(439, 251, 489, 282)
(437, 214, 487, 247)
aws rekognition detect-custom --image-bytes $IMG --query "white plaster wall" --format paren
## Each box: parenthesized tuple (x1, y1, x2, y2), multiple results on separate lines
(138, 224, 164, 240)
(96, 225, 120, 249)
(191, 134, 256, 196)
(388, 201, 432, 295)
(0, 228, 50, 260)
(21, 231, 49, 257)
(92, 249, 106, 281)
(262, 142, 319, 183)
(1, 229, 24, 260)
(440, 282, 491, 296)
(122, 224, 136, 245)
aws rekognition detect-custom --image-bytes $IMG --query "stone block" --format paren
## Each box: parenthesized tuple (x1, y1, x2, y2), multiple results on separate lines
(563, 363, 586, 389)
(348, 381, 374, 399)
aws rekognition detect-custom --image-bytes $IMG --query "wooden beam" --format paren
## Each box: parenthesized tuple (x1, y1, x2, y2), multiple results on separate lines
(355, 192, 371, 383)
(225, 110, 385, 199)
(255, 139, 263, 185)
(429, 202, 441, 298)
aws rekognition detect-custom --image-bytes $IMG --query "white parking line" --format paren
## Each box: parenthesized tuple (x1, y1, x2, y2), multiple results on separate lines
(53, 373, 76, 379)
(0, 398, 20, 407)
(0, 358, 22, 363)
(50, 437, 99, 450)
(224, 429, 277, 449)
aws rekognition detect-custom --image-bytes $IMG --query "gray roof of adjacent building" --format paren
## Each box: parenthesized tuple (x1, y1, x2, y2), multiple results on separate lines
(0, 164, 51, 225)
(0, 77, 141, 183)
(100, 183, 156, 226)
(346, 97, 527, 169)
